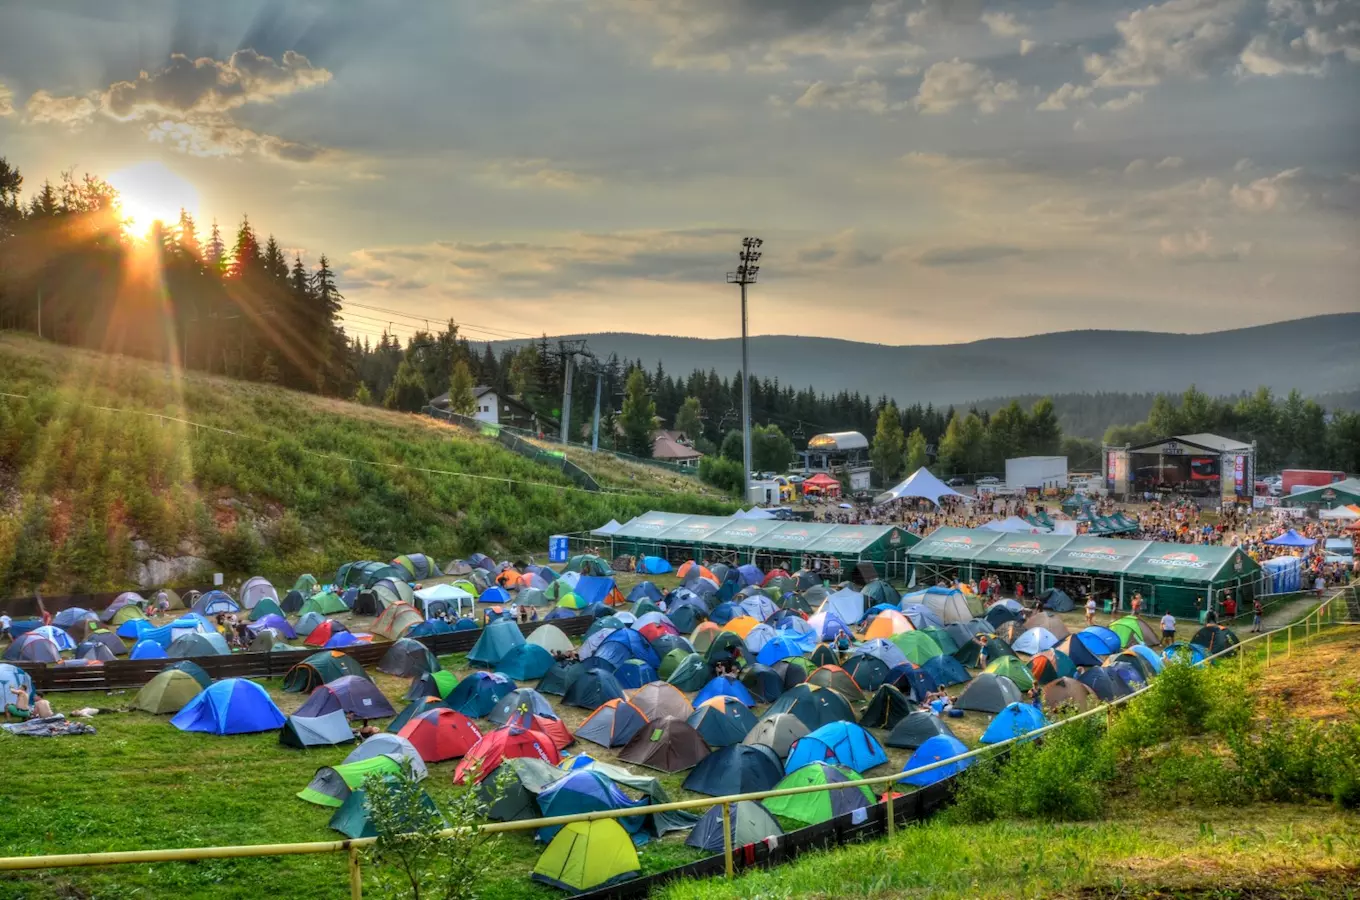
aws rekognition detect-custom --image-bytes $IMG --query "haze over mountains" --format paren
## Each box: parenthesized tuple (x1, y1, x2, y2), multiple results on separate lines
(497, 315, 1360, 407)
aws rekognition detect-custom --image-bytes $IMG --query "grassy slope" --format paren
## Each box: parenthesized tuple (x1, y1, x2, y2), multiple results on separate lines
(657, 627, 1360, 900)
(0, 335, 734, 594)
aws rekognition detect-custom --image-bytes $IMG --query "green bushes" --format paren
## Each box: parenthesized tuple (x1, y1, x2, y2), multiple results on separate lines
(698, 456, 743, 495)
(948, 659, 1360, 825)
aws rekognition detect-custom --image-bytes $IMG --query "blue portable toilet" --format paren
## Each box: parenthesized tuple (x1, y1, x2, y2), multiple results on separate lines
(549, 536, 569, 564)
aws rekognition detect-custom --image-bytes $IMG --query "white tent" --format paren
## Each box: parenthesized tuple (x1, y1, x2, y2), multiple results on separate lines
(1319, 506, 1359, 521)
(592, 519, 622, 535)
(874, 468, 973, 507)
(980, 516, 1050, 534)
(817, 588, 866, 625)
(740, 507, 778, 520)
(414, 583, 475, 603)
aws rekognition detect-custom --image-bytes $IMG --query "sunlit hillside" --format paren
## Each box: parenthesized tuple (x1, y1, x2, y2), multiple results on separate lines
(0, 334, 734, 595)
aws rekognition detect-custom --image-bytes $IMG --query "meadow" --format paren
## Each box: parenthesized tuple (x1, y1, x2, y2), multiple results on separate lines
(0, 335, 735, 595)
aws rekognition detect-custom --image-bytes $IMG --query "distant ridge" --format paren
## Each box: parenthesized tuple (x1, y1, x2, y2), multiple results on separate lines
(490, 314, 1360, 406)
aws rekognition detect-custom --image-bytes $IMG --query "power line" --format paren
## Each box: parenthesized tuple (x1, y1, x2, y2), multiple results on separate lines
(340, 300, 538, 340)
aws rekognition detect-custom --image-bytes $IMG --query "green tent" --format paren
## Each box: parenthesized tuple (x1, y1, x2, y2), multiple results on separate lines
(329, 782, 441, 839)
(658, 648, 690, 681)
(284, 650, 368, 693)
(299, 592, 348, 617)
(1108, 617, 1146, 649)
(248, 598, 286, 622)
(292, 574, 318, 595)
(984, 656, 1035, 692)
(133, 669, 203, 714)
(531, 819, 639, 892)
(665, 653, 710, 692)
(111, 605, 147, 627)
(762, 762, 875, 826)
(890, 631, 944, 665)
(298, 755, 403, 808)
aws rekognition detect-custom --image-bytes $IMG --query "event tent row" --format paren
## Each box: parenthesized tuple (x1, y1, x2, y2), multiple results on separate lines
(592, 512, 918, 579)
(908, 528, 1263, 617)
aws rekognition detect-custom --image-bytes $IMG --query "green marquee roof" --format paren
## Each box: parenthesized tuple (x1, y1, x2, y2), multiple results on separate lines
(601, 513, 916, 560)
(908, 527, 1260, 586)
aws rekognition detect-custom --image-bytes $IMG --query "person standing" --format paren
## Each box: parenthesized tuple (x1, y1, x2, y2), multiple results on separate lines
(1084, 596, 1097, 627)
(1251, 598, 1264, 633)
(1160, 611, 1176, 647)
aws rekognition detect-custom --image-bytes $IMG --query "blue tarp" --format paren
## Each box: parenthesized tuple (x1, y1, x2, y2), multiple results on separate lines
(171, 679, 285, 735)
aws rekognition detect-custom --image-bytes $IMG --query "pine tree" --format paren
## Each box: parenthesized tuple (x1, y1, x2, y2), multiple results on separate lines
(206, 219, 226, 273)
(447, 358, 478, 415)
(228, 215, 260, 279)
(620, 368, 657, 458)
(871, 401, 905, 485)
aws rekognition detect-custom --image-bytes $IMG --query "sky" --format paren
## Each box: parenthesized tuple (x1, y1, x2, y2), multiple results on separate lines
(0, 0, 1357, 348)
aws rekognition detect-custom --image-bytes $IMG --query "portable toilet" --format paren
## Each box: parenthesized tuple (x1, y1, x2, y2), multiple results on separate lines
(549, 536, 569, 564)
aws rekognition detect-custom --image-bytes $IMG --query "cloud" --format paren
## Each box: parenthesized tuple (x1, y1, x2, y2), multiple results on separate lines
(905, 0, 987, 33)
(1084, 0, 1252, 87)
(144, 117, 333, 163)
(981, 11, 1028, 38)
(1038, 82, 1093, 110)
(20, 50, 336, 164)
(915, 244, 1025, 266)
(1239, 0, 1360, 75)
(1020, 39, 1039, 55)
(1101, 90, 1146, 110)
(1158, 228, 1248, 262)
(24, 90, 101, 125)
(102, 49, 331, 120)
(1156, 155, 1185, 168)
(915, 59, 1020, 114)
(480, 159, 600, 191)
(795, 76, 893, 113)
(0, 83, 13, 117)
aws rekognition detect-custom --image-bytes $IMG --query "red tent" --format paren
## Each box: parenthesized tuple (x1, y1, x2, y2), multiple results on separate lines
(802, 473, 842, 498)
(638, 622, 679, 643)
(303, 619, 347, 647)
(397, 708, 483, 762)
(454, 725, 561, 784)
(508, 711, 574, 751)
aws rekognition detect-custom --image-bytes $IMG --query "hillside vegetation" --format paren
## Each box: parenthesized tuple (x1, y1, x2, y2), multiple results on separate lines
(0, 334, 733, 595)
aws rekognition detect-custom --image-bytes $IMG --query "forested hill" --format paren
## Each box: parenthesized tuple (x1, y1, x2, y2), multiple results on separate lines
(496, 314, 1360, 407)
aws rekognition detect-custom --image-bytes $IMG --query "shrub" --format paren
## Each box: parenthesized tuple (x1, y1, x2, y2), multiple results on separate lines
(699, 456, 743, 495)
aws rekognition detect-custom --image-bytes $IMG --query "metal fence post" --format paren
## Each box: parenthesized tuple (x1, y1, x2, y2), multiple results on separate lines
(721, 802, 734, 879)
(886, 789, 895, 838)
(348, 847, 362, 900)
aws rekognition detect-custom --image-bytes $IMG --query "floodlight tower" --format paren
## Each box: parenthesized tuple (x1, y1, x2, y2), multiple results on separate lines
(726, 236, 763, 504)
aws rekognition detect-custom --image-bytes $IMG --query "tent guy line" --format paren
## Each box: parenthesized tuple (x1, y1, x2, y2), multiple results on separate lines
(0, 391, 666, 500)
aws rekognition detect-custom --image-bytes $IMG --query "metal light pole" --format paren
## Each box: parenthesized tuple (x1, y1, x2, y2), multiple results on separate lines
(727, 237, 763, 505)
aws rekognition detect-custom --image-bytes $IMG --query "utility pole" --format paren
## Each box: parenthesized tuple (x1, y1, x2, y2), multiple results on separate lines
(591, 367, 603, 452)
(727, 236, 763, 504)
(560, 352, 575, 445)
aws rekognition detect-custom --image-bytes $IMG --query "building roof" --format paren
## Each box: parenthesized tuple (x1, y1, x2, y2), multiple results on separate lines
(652, 431, 702, 461)
(806, 431, 868, 452)
(1125, 432, 1253, 454)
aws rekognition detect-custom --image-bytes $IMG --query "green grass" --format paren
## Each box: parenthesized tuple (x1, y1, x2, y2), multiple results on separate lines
(0, 334, 735, 594)
(656, 805, 1360, 899)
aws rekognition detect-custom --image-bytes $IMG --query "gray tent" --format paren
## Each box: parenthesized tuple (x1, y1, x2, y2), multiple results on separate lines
(954, 673, 1024, 714)
(885, 711, 959, 749)
(742, 713, 809, 760)
(686, 800, 783, 853)
(1039, 588, 1075, 613)
(378, 639, 440, 678)
(280, 710, 357, 749)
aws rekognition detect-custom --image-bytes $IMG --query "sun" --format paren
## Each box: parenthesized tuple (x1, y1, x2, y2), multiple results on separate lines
(106, 161, 200, 238)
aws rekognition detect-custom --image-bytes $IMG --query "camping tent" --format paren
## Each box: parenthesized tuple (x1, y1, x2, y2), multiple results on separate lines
(239, 577, 279, 610)
(171, 679, 285, 735)
(618, 716, 711, 773)
(284, 651, 368, 693)
(531, 819, 639, 893)
(742, 713, 810, 760)
(885, 711, 958, 750)
(784, 721, 888, 773)
(899, 734, 971, 786)
(682, 743, 783, 797)
(378, 639, 440, 678)
(133, 669, 204, 714)
(685, 800, 783, 853)
(763, 762, 875, 825)
(397, 708, 483, 762)
(468, 619, 528, 667)
(280, 710, 358, 749)
(373, 603, 424, 641)
(686, 697, 758, 748)
(296, 676, 396, 720)
(955, 673, 1024, 713)
(578, 700, 649, 749)
(979, 702, 1048, 744)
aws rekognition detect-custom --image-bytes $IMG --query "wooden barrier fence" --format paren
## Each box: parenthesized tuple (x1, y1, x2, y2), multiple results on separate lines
(14, 615, 596, 693)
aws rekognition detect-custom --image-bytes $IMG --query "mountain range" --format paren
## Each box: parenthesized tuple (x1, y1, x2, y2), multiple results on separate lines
(495, 314, 1360, 407)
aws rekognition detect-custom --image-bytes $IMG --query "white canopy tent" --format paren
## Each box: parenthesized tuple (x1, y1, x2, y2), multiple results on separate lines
(591, 519, 622, 536)
(1319, 506, 1360, 521)
(874, 468, 973, 507)
(980, 516, 1051, 534)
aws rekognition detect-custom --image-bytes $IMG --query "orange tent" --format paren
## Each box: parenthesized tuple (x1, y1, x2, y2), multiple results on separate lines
(691, 622, 722, 654)
(863, 610, 914, 639)
(497, 569, 528, 589)
(677, 561, 716, 583)
(722, 616, 760, 639)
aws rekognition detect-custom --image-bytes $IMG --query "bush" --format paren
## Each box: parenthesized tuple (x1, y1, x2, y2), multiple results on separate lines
(699, 456, 744, 495)
(213, 519, 262, 575)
